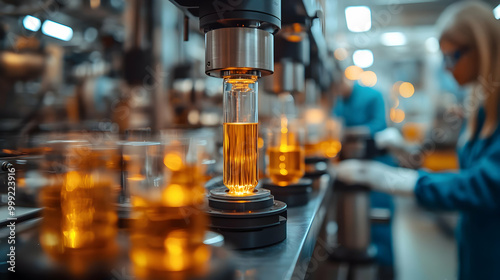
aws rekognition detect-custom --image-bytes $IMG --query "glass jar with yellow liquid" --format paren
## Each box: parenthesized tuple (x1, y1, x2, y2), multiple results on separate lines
(127, 137, 209, 276)
(319, 117, 343, 160)
(266, 93, 305, 186)
(266, 124, 305, 186)
(39, 135, 119, 274)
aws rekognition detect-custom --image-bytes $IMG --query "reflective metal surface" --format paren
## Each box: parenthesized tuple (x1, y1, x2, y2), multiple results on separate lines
(337, 191, 370, 250)
(264, 60, 305, 94)
(205, 28, 274, 77)
(230, 174, 332, 280)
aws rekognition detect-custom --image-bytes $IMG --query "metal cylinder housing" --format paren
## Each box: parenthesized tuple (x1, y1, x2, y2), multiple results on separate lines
(205, 27, 274, 77)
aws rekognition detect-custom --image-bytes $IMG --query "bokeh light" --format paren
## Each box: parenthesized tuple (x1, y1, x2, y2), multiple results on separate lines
(344, 65, 363, 80)
(399, 82, 415, 98)
(390, 108, 405, 123)
(334, 48, 349, 61)
(359, 71, 377, 87)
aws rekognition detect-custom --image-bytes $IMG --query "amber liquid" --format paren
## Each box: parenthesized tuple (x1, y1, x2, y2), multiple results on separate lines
(319, 139, 342, 158)
(223, 123, 259, 195)
(39, 172, 118, 274)
(268, 146, 305, 186)
(305, 142, 320, 157)
(130, 166, 209, 273)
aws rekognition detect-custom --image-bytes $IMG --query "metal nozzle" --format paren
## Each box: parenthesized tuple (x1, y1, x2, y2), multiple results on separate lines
(205, 28, 274, 78)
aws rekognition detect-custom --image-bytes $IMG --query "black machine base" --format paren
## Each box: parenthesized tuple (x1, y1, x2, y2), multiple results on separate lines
(261, 178, 313, 207)
(207, 186, 287, 250)
(304, 157, 329, 189)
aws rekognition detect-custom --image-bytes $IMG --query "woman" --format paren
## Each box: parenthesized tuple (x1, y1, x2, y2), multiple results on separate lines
(336, 2, 500, 280)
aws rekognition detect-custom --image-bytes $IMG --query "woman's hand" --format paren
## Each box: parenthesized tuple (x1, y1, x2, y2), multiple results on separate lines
(334, 159, 419, 196)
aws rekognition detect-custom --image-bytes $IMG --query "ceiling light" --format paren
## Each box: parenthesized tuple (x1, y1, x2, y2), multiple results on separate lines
(41, 20, 73, 41)
(381, 32, 407, 46)
(352, 50, 374, 68)
(23, 15, 41, 32)
(345, 6, 371, 32)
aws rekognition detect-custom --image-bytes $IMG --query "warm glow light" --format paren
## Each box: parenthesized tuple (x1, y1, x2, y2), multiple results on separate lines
(23, 15, 41, 32)
(359, 71, 377, 87)
(258, 137, 264, 149)
(399, 82, 415, 98)
(128, 174, 146, 181)
(353, 49, 374, 68)
(90, 0, 101, 9)
(65, 171, 81, 192)
(320, 140, 342, 158)
(334, 48, 349, 61)
(224, 123, 258, 196)
(193, 245, 210, 264)
(162, 184, 187, 207)
(390, 108, 405, 123)
(164, 152, 183, 171)
(41, 20, 73, 41)
(303, 108, 327, 124)
(345, 6, 371, 32)
(345, 65, 364, 80)
(402, 122, 425, 143)
(381, 32, 407, 46)
(164, 231, 188, 271)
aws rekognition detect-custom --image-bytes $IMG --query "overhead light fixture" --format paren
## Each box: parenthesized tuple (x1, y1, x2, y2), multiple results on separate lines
(380, 32, 407, 46)
(494, 4, 500, 19)
(41, 20, 73, 41)
(352, 50, 373, 69)
(23, 15, 41, 32)
(345, 6, 371, 32)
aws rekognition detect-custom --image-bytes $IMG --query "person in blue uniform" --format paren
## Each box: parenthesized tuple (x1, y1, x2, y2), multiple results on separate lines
(333, 82, 387, 137)
(336, 2, 500, 280)
(332, 64, 395, 278)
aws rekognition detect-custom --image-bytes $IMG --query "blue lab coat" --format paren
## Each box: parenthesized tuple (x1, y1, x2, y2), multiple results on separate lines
(415, 108, 500, 280)
(334, 83, 395, 269)
(333, 83, 387, 136)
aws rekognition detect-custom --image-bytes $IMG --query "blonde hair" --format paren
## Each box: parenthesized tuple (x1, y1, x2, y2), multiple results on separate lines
(437, 1, 500, 139)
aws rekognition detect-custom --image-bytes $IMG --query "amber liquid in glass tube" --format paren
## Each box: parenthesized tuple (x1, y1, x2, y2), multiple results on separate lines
(223, 122, 259, 195)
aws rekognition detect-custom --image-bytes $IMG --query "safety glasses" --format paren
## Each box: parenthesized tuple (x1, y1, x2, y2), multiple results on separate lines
(443, 48, 469, 69)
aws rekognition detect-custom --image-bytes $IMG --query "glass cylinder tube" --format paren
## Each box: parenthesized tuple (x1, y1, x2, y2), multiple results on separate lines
(267, 125, 305, 186)
(127, 137, 209, 274)
(301, 106, 327, 158)
(319, 117, 343, 159)
(39, 135, 119, 273)
(267, 94, 305, 186)
(223, 74, 259, 196)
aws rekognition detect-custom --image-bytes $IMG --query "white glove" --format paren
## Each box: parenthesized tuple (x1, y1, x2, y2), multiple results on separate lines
(374, 127, 406, 150)
(334, 159, 418, 196)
